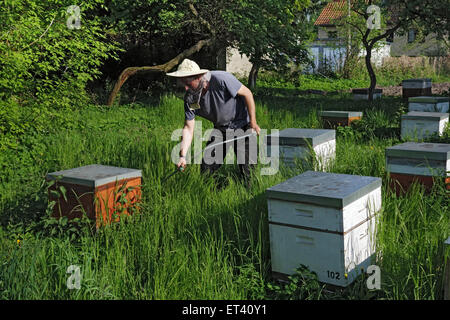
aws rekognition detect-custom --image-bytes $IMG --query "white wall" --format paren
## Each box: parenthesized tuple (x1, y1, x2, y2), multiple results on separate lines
(359, 44, 391, 68)
(226, 47, 252, 78)
(307, 43, 391, 73)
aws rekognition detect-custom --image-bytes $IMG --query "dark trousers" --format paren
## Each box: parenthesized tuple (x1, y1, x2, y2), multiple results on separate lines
(200, 124, 257, 184)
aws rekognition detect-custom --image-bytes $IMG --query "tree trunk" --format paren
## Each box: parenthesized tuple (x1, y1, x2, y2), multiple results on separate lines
(364, 45, 376, 102)
(107, 38, 212, 106)
(342, 0, 352, 79)
(247, 63, 259, 90)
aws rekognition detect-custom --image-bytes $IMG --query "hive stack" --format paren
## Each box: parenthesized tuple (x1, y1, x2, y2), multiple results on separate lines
(320, 111, 363, 129)
(401, 112, 449, 140)
(402, 79, 432, 99)
(385, 142, 450, 194)
(46, 164, 142, 228)
(266, 171, 382, 287)
(265, 128, 335, 171)
(408, 96, 449, 113)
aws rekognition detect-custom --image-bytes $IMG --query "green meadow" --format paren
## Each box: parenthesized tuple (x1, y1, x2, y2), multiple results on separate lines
(0, 91, 449, 300)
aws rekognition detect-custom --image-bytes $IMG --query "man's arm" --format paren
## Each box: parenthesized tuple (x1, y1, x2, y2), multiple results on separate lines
(236, 85, 261, 135)
(177, 119, 195, 168)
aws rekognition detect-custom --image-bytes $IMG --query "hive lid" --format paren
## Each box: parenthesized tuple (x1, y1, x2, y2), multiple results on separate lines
(46, 164, 142, 187)
(320, 111, 363, 118)
(265, 128, 335, 147)
(266, 171, 381, 209)
(386, 142, 450, 161)
(402, 78, 432, 83)
(409, 96, 449, 103)
(401, 111, 449, 120)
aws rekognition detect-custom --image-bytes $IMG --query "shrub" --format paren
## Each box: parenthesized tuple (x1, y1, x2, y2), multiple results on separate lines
(0, 0, 121, 152)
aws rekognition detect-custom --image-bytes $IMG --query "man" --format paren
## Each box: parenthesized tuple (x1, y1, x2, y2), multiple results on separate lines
(166, 59, 261, 187)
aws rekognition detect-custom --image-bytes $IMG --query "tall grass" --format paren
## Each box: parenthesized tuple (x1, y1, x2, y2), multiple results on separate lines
(0, 94, 448, 300)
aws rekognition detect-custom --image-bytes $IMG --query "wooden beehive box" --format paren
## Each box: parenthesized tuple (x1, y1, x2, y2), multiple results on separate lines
(46, 164, 142, 228)
(320, 111, 363, 129)
(408, 96, 449, 113)
(402, 79, 432, 99)
(401, 112, 449, 140)
(266, 170, 382, 287)
(265, 128, 335, 171)
(385, 142, 450, 194)
(351, 88, 382, 100)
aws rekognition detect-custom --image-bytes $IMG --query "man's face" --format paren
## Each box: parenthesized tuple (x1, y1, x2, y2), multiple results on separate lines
(177, 74, 203, 92)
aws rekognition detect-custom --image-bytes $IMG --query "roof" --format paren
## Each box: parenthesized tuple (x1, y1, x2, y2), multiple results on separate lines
(314, 0, 349, 26)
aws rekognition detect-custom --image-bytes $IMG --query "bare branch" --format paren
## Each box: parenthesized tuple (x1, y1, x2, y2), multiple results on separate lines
(369, 23, 402, 47)
(187, 1, 215, 37)
(345, 20, 366, 38)
(21, 15, 56, 51)
(107, 38, 212, 106)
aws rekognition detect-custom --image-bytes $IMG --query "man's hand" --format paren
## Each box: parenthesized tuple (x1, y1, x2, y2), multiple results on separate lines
(250, 122, 261, 135)
(177, 156, 187, 169)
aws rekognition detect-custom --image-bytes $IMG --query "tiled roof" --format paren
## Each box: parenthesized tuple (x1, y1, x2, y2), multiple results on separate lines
(314, 0, 348, 26)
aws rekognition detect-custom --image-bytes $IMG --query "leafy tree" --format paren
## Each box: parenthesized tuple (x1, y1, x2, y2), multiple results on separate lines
(106, 0, 315, 105)
(0, 0, 120, 151)
(224, 0, 314, 89)
(333, 0, 450, 101)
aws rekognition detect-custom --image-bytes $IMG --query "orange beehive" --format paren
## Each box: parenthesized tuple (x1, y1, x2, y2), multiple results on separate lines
(320, 111, 362, 129)
(46, 164, 142, 228)
(388, 173, 450, 195)
(385, 142, 450, 195)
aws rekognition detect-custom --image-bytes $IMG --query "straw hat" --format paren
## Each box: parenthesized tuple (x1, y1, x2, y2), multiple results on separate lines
(166, 59, 209, 78)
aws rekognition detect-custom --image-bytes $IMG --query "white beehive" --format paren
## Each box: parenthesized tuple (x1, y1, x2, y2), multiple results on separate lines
(265, 128, 335, 171)
(266, 171, 382, 287)
(401, 112, 449, 140)
(408, 96, 449, 113)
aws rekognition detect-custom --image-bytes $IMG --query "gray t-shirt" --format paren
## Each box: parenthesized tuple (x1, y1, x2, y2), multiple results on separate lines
(184, 71, 250, 129)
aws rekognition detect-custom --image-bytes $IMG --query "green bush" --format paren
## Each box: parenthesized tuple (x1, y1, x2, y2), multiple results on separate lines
(0, 0, 121, 152)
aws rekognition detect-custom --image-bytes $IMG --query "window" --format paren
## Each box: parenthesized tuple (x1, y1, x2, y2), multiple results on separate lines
(328, 31, 338, 39)
(407, 29, 416, 43)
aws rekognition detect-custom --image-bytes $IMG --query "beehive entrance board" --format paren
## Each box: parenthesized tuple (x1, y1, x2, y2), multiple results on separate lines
(320, 111, 362, 129)
(408, 96, 449, 113)
(265, 128, 335, 171)
(266, 171, 382, 287)
(401, 112, 449, 140)
(385, 142, 450, 194)
(402, 79, 432, 99)
(46, 164, 142, 228)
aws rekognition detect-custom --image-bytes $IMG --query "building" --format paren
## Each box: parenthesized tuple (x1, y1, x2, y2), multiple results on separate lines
(310, 0, 391, 73)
